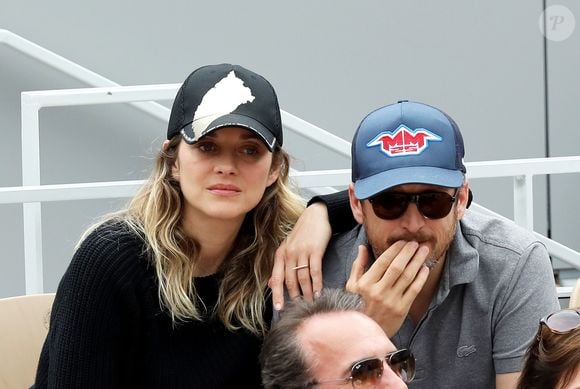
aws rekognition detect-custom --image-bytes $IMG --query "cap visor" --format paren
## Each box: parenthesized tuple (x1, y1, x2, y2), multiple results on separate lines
(354, 166, 465, 199)
(182, 113, 277, 151)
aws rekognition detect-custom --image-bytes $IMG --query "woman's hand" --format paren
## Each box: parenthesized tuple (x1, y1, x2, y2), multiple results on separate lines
(269, 202, 331, 311)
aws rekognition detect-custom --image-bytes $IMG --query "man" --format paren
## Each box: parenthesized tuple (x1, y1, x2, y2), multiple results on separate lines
(271, 100, 560, 388)
(260, 289, 413, 389)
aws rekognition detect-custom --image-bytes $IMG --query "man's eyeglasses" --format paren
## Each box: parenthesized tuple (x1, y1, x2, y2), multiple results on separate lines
(539, 308, 580, 335)
(309, 348, 416, 388)
(368, 188, 459, 220)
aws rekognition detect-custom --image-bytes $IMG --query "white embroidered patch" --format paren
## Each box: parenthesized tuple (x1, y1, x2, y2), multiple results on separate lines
(191, 70, 255, 142)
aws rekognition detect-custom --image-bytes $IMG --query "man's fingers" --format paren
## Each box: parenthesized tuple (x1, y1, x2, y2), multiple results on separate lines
(401, 265, 430, 304)
(387, 244, 430, 291)
(367, 240, 416, 285)
(346, 245, 369, 292)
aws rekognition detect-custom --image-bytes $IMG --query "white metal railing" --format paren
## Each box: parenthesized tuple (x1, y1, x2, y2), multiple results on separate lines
(1, 27, 350, 294)
(16, 84, 351, 294)
(3, 83, 579, 296)
(2, 29, 578, 298)
(0, 28, 168, 121)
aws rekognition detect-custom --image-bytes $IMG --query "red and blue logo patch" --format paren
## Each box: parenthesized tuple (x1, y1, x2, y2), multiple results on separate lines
(366, 125, 442, 157)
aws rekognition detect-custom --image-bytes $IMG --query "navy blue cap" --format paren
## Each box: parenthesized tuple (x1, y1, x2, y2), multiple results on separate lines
(352, 100, 466, 200)
(167, 64, 282, 151)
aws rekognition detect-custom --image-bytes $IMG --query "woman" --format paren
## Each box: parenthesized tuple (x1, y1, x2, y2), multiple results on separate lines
(516, 308, 580, 389)
(34, 64, 304, 388)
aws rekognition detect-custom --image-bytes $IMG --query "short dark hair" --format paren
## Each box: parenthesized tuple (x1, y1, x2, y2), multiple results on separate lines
(260, 289, 364, 389)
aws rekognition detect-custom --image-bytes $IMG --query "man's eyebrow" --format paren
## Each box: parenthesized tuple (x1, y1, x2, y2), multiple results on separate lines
(341, 359, 359, 377)
(342, 364, 354, 377)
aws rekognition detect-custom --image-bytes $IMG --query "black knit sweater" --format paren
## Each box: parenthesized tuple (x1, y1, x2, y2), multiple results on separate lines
(33, 221, 269, 388)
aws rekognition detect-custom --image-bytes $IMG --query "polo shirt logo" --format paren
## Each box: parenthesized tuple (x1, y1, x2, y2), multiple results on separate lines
(456, 345, 477, 358)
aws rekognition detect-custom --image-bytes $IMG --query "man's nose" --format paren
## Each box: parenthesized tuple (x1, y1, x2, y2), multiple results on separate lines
(379, 361, 408, 389)
(397, 202, 426, 232)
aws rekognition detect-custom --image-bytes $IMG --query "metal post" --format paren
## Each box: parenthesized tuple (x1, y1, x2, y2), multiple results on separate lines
(513, 174, 534, 230)
(21, 93, 44, 294)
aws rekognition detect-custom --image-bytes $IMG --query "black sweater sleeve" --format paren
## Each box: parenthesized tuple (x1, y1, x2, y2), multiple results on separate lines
(307, 190, 357, 233)
(34, 223, 147, 389)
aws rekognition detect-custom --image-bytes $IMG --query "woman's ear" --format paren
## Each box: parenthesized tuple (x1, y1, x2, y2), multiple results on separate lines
(171, 162, 180, 182)
(165, 140, 180, 181)
(266, 163, 281, 187)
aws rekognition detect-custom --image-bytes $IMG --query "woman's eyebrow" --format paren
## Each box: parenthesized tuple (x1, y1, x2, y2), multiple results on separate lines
(204, 131, 261, 140)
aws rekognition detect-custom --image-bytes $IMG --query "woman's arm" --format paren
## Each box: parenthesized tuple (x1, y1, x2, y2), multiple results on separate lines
(270, 190, 355, 310)
(34, 224, 142, 388)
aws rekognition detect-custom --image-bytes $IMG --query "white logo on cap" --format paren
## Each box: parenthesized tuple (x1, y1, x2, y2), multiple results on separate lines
(191, 70, 255, 142)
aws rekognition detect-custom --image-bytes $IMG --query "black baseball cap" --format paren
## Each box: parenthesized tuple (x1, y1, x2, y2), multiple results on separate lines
(167, 63, 282, 150)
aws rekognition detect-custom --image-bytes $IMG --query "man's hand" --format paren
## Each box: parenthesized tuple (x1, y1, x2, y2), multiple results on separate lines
(346, 241, 430, 337)
(269, 202, 331, 311)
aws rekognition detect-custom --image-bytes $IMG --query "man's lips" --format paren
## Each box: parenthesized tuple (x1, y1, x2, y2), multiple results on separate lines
(207, 184, 241, 196)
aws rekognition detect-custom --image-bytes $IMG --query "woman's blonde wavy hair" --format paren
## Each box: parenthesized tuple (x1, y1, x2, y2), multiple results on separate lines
(85, 135, 304, 335)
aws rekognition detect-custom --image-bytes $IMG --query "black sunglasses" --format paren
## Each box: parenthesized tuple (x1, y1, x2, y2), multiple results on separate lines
(368, 188, 459, 220)
(309, 348, 416, 388)
(539, 308, 580, 334)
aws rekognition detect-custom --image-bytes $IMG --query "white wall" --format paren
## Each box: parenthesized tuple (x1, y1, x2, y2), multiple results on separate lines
(1, 0, 578, 297)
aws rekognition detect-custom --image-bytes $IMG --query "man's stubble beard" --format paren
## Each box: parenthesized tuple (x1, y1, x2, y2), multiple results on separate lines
(366, 208, 458, 270)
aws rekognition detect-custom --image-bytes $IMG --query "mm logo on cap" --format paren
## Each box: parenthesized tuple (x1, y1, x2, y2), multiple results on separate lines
(366, 125, 442, 157)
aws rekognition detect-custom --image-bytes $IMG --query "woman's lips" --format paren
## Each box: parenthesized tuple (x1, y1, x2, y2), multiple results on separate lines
(208, 184, 241, 196)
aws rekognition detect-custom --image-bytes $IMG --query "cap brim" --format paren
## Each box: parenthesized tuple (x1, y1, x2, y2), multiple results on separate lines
(354, 166, 465, 200)
(181, 113, 277, 151)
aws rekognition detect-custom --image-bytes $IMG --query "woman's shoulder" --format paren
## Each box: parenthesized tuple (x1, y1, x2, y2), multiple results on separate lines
(70, 219, 150, 282)
(80, 219, 145, 253)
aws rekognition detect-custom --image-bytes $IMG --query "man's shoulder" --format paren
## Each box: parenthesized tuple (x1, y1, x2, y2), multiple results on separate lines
(326, 225, 366, 258)
(456, 210, 554, 294)
(460, 210, 543, 254)
(322, 225, 366, 287)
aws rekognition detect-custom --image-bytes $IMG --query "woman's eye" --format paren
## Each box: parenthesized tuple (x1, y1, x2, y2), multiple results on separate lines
(242, 146, 259, 155)
(198, 143, 216, 152)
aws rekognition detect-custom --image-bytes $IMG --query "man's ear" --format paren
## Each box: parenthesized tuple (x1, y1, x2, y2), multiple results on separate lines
(348, 183, 365, 224)
(456, 180, 470, 220)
